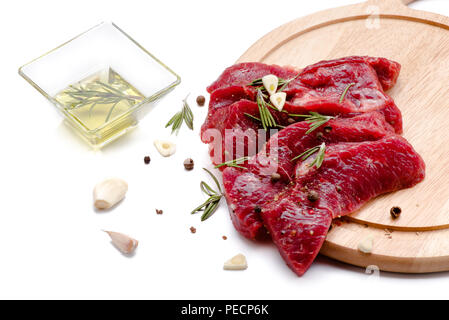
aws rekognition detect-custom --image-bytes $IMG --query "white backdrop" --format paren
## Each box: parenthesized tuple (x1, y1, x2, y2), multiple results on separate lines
(1, 0, 448, 299)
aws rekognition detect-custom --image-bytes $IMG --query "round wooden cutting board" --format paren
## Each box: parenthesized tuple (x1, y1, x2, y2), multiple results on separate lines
(237, 0, 449, 273)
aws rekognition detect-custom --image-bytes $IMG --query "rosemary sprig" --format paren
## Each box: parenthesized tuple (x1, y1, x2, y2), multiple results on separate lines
(248, 72, 301, 93)
(278, 72, 301, 92)
(63, 81, 143, 123)
(291, 143, 326, 169)
(191, 168, 223, 221)
(256, 89, 278, 130)
(339, 83, 355, 103)
(244, 113, 286, 129)
(165, 94, 194, 135)
(288, 112, 334, 134)
(215, 156, 249, 170)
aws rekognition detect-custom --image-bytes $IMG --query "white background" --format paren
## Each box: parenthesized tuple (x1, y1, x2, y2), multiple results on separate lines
(1, 0, 448, 299)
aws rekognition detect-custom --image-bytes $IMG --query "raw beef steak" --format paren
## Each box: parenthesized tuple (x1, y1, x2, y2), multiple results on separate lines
(222, 113, 395, 240)
(202, 56, 402, 165)
(261, 136, 425, 276)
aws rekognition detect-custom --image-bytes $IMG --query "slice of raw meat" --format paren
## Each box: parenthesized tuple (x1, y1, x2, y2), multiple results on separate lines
(206, 57, 399, 94)
(262, 136, 425, 276)
(292, 56, 402, 132)
(204, 99, 293, 167)
(222, 113, 395, 240)
(202, 86, 256, 134)
(202, 56, 402, 166)
(207, 62, 299, 94)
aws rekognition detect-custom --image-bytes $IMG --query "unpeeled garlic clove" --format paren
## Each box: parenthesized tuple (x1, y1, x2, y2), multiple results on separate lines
(104, 231, 138, 255)
(262, 74, 279, 95)
(223, 253, 248, 270)
(154, 140, 176, 157)
(358, 235, 374, 254)
(93, 178, 128, 210)
(270, 92, 287, 111)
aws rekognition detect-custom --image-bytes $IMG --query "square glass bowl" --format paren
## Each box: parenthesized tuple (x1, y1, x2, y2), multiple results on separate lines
(19, 22, 180, 148)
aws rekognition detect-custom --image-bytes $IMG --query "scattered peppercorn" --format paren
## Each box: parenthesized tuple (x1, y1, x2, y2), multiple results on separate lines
(144, 156, 151, 164)
(254, 205, 262, 213)
(222, 236, 227, 240)
(307, 190, 319, 202)
(390, 206, 402, 219)
(196, 95, 206, 106)
(316, 132, 324, 140)
(287, 117, 295, 124)
(183, 158, 194, 170)
(336, 185, 342, 193)
(190, 226, 196, 234)
(270, 172, 281, 183)
(324, 126, 332, 133)
(156, 209, 163, 215)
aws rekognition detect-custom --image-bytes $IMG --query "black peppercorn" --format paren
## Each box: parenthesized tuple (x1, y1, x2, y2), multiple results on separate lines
(254, 206, 262, 213)
(184, 158, 194, 170)
(144, 156, 151, 164)
(390, 206, 402, 219)
(307, 191, 319, 202)
(270, 172, 281, 183)
(196, 95, 206, 106)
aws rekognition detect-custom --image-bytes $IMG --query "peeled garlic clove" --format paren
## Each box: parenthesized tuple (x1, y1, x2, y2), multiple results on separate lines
(270, 92, 287, 111)
(93, 178, 128, 210)
(262, 74, 279, 95)
(223, 253, 248, 270)
(358, 235, 374, 254)
(154, 140, 176, 157)
(104, 231, 138, 255)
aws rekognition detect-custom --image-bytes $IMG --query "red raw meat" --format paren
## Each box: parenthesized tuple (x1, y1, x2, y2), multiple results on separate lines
(262, 136, 425, 276)
(207, 62, 299, 93)
(201, 56, 402, 166)
(202, 56, 425, 277)
(222, 113, 395, 240)
(292, 56, 402, 132)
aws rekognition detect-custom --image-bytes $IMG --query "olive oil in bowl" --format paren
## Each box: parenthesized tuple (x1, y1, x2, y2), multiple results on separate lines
(54, 68, 145, 146)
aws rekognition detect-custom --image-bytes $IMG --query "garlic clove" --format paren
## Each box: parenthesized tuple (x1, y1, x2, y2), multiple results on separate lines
(104, 231, 138, 255)
(358, 235, 374, 254)
(223, 253, 248, 270)
(93, 178, 128, 210)
(262, 74, 279, 95)
(154, 140, 176, 157)
(270, 92, 287, 111)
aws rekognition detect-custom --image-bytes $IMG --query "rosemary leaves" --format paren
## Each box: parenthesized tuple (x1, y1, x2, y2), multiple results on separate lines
(288, 112, 334, 134)
(249, 72, 300, 93)
(256, 89, 278, 130)
(191, 168, 223, 221)
(339, 83, 355, 103)
(165, 94, 194, 134)
(56, 70, 145, 126)
(215, 156, 249, 170)
(292, 143, 326, 169)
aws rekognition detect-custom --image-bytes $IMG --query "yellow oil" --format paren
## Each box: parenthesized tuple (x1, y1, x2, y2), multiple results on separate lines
(54, 68, 145, 146)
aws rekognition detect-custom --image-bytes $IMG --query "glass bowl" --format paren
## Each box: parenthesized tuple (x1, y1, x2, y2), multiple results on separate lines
(19, 22, 181, 148)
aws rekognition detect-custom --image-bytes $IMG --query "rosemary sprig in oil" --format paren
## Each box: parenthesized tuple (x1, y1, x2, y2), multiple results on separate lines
(288, 112, 335, 134)
(191, 168, 223, 221)
(64, 81, 144, 123)
(292, 143, 326, 169)
(215, 156, 249, 170)
(165, 94, 194, 135)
